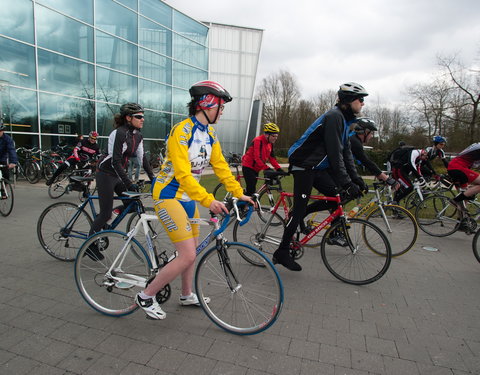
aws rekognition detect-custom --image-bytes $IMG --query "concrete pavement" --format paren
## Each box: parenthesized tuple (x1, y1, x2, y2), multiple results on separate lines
(0, 181, 479, 374)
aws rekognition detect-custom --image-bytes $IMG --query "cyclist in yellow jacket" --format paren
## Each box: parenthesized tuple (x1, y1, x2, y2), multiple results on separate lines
(135, 81, 254, 320)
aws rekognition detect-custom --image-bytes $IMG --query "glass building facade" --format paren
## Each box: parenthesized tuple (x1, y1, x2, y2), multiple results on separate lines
(0, 0, 209, 153)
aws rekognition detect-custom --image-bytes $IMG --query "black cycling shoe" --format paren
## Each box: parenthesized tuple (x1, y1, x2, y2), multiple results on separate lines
(84, 243, 104, 261)
(272, 250, 302, 271)
(45, 178, 53, 186)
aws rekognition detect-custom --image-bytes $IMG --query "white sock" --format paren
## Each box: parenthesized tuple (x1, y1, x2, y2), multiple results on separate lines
(139, 291, 155, 300)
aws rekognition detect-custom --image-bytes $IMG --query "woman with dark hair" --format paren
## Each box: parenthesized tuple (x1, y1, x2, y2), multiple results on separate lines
(134, 81, 254, 320)
(85, 103, 154, 260)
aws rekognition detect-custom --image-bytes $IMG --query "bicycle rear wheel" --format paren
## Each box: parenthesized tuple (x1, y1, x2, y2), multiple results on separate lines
(232, 209, 285, 265)
(195, 242, 283, 335)
(75, 230, 152, 316)
(25, 161, 41, 183)
(415, 195, 460, 237)
(37, 202, 93, 261)
(0, 180, 14, 217)
(321, 218, 391, 285)
(365, 204, 418, 257)
(48, 174, 69, 199)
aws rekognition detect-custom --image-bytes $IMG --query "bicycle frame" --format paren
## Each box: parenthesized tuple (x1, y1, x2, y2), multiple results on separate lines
(61, 196, 142, 241)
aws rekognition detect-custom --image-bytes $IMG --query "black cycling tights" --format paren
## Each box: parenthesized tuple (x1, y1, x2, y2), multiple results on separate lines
(277, 169, 338, 253)
(90, 171, 129, 234)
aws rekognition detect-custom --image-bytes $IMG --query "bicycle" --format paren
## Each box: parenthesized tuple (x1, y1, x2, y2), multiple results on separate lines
(213, 168, 292, 219)
(47, 160, 97, 200)
(304, 181, 417, 257)
(0, 166, 14, 217)
(415, 193, 480, 237)
(74, 197, 284, 335)
(403, 175, 455, 211)
(234, 192, 392, 285)
(37, 182, 163, 261)
(15, 147, 42, 184)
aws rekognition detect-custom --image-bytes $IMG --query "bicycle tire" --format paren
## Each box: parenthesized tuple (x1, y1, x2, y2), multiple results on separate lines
(75, 230, 152, 316)
(472, 229, 480, 263)
(0, 180, 14, 217)
(232, 209, 285, 265)
(414, 195, 460, 237)
(42, 162, 57, 180)
(48, 174, 69, 199)
(365, 204, 418, 257)
(37, 202, 93, 261)
(25, 161, 41, 184)
(212, 182, 231, 201)
(321, 218, 391, 285)
(195, 242, 283, 335)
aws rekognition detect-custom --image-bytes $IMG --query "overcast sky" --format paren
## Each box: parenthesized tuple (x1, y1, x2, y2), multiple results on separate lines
(165, 0, 480, 107)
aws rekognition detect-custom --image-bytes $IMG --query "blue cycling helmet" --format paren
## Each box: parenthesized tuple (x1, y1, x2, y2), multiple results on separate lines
(433, 135, 446, 144)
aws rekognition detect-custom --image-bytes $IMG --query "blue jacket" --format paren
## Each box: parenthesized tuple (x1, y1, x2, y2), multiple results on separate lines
(288, 106, 359, 187)
(0, 133, 18, 164)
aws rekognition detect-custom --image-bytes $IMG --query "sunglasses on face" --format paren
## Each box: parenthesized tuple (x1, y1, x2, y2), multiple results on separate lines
(358, 97, 364, 103)
(132, 114, 144, 119)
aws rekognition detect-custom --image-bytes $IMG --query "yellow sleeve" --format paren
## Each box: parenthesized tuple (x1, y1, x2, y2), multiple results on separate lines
(210, 130, 244, 198)
(168, 122, 215, 208)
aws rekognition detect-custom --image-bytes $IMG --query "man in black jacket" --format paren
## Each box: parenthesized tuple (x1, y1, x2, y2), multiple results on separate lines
(272, 82, 368, 271)
(349, 117, 399, 189)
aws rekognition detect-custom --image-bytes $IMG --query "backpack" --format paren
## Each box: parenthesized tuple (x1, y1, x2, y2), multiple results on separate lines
(389, 146, 415, 168)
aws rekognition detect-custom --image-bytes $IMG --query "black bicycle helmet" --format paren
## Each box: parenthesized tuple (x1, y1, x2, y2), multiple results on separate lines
(354, 117, 377, 133)
(120, 103, 144, 117)
(338, 82, 368, 103)
(189, 80, 232, 103)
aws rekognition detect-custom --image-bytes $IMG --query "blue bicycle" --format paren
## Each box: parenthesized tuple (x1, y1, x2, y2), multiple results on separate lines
(37, 183, 162, 261)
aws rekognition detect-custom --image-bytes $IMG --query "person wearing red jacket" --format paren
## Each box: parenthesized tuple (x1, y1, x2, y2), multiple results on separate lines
(241, 122, 286, 195)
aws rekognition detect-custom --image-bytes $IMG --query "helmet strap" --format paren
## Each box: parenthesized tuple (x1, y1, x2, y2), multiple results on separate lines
(200, 107, 220, 124)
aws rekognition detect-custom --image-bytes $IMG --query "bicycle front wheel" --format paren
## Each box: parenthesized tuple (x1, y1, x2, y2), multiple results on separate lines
(365, 204, 418, 257)
(75, 230, 152, 316)
(25, 161, 41, 183)
(0, 180, 14, 217)
(48, 175, 69, 199)
(195, 242, 283, 335)
(37, 202, 93, 261)
(415, 195, 460, 237)
(321, 218, 391, 285)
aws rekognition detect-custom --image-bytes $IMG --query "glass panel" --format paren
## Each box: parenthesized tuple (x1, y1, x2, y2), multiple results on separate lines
(116, 0, 137, 11)
(172, 87, 189, 116)
(142, 110, 169, 139)
(139, 48, 170, 83)
(39, 93, 95, 138)
(173, 34, 208, 69)
(38, 50, 94, 99)
(173, 10, 208, 45)
(1, 87, 38, 133)
(139, 79, 171, 112)
(96, 67, 137, 104)
(139, 16, 171, 56)
(0, 0, 34, 43)
(36, 6, 94, 61)
(139, 0, 171, 29)
(96, 102, 120, 140)
(36, 0, 93, 25)
(172, 62, 206, 89)
(96, 31, 137, 75)
(12, 133, 39, 150)
(95, 0, 137, 43)
(41, 134, 80, 153)
(0, 37, 36, 89)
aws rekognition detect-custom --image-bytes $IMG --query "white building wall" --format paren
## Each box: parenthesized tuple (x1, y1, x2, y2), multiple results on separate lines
(203, 22, 263, 155)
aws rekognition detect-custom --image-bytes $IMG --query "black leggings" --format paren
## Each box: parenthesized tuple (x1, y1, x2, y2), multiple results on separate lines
(90, 171, 129, 234)
(242, 166, 259, 196)
(277, 169, 339, 253)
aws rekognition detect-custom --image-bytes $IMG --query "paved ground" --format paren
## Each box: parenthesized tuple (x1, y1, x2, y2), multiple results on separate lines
(0, 181, 479, 375)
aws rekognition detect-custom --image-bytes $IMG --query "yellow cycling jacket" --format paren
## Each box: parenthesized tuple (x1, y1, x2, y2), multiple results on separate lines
(152, 117, 244, 208)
